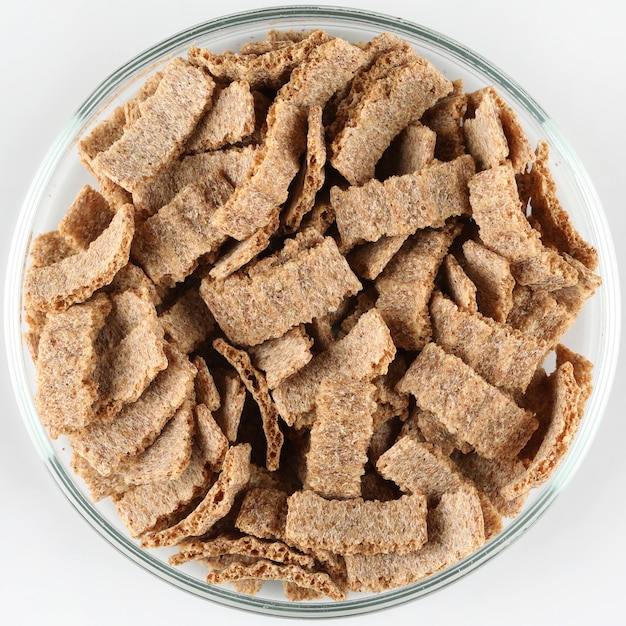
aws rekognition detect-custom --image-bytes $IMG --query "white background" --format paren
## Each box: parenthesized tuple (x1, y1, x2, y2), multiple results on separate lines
(1, 1, 624, 624)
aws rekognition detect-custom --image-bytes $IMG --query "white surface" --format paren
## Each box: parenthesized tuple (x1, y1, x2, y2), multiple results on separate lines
(1, 0, 624, 624)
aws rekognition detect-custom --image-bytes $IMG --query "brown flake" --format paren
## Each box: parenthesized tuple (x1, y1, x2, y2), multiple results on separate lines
(249, 325, 313, 390)
(332, 155, 474, 249)
(305, 379, 376, 499)
(397, 343, 537, 460)
(347, 235, 407, 281)
(272, 308, 395, 428)
(142, 443, 251, 547)
(186, 81, 256, 153)
(430, 291, 546, 394)
(375, 224, 461, 350)
(235, 487, 289, 540)
(330, 55, 452, 185)
(213, 338, 284, 471)
(34, 294, 111, 438)
(421, 85, 467, 161)
(70, 347, 197, 476)
(200, 230, 361, 347)
(131, 175, 233, 287)
(344, 486, 485, 592)
(194, 403, 228, 470)
(442, 254, 478, 313)
(92, 58, 214, 192)
(284, 490, 427, 556)
(212, 369, 246, 442)
(188, 30, 333, 90)
(24, 202, 134, 312)
(193, 356, 221, 412)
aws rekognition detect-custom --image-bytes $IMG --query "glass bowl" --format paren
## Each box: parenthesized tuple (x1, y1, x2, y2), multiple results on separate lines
(5, 4, 620, 618)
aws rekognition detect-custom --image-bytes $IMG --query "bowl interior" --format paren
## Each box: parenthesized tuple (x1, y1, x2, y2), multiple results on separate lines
(5, 5, 620, 618)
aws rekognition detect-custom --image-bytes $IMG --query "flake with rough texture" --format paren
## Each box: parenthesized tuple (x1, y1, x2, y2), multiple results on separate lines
(210, 99, 307, 240)
(159, 285, 217, 354)
(344, 486, 484, 592)
(421, 84, 467, 161)
(200, 230, 361, 347)
(285, 490, 427, 556)
(92, 58, 214, 192)
(330, 56, 452, 185)
(186, 81, 256, 153)
(188, 30, 333, 90)
(332, 155, 474, 249)
(462, 240, 515, 323)
(59, 185, 114, 250)
(235, 488, 289, 540)
(212, 369, 246, 442)
(347, 236, 407, 281)
(305, 379, 376, 499)
(131, 175, 232, 287)
(193, 356, 221, 412)
(430, 292, 545, 394)
(213, 338, 284, 471)
(442, 254, 478, 313)
(249, 325, 313, 389)
(376, 224, 460, 350)
(35, 294, 111, 438)
(272, 309, 395, 428)
(25, 203, 134, 312)
(397, 343, 537, 460)
(194, 403, 228, 470)
(142, 443, 251, 547)
(70, 348, 197, 476)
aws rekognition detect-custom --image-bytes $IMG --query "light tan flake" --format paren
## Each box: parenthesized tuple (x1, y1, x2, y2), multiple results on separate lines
(430, 291, 546, 394)
(377, 437, 469, 504)
(131, 175, 233, 287)
(555, 343, 593, 415)
(553, 253, 602, 318)
(94, 289, 168, 420)
(235, 487, 289, 540)
(193, 356, 221, 412)
(59, 185, 115, 251)
(210, 98, 307, 240)
(305, 379, 376, 499)
(78, 105, 126, 174)
(511, 246, 579, 290)
(132, 145, 257, 218)
(188, 30, 333, 90)
(347, 235, 407, 281)
(27, 231, 75, 269)
(469, 162, 543, 263)
(272, 308, 395, 428)
(410, 407, 472, 457)
(70, 347, 197, 476)
(206, 558, 346, 601)
(376, 224, 461, 351)
(186, 81, 256, 153)
(284, 490, 427, 556)
(329, 56, 452, 185)
(71, 452, 128, 502)
(421, 84, 467, 161)
(278, 37, 367, 108)
(24, 202, 134, 312)
(527, 141, 598, 270)
(452, 451, 528, 518)
(462, 239, 515, 323)
(212, 369, 246, 442)
(281, 105, 327, 234)
(397, 343, 537, 460)
(35, 294, 111, 439)
(442, 254, 478, 313)
(114, 442, 212, 538)
(344, 486, 484, 592)
(159, 285, 217, 354)
(390, 121, 437, 176)
(283, 582, 323, 602)
(170, 533, 316, 569)
(142, 443, 251, 548)
(92, 58, 215, 193)
(501, 361, 582, 500)
(249, 325, 313, 390)
(331, 155, 474, 249)
(121, 399, 195, 485)
(194, 403, 228, 470)
(105, 263, 161, 306)
(463, 87, 509, 171)
(208, 216, 278, 280)
(213, 338, 284, 472)
(200, 229, 361, 347)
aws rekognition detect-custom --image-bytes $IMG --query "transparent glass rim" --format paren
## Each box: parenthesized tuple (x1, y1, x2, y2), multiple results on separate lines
(4, 4, 621, 618)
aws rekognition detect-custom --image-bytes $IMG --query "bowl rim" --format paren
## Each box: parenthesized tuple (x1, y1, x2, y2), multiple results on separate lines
(4, 4, 621, 618)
